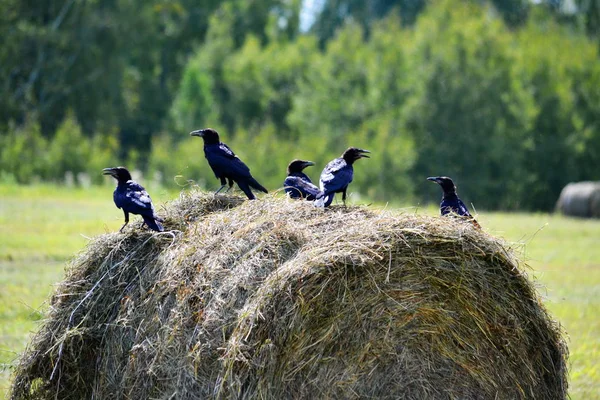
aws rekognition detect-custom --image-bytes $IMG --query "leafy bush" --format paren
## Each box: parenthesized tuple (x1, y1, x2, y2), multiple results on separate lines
(0, 119, 49, 183)
(0, 114, 119, 185)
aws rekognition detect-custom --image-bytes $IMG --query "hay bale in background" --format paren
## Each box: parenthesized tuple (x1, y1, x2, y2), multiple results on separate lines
(556, 181, 600, 218)
(11, 192, 567, 399)
(590, 187, 600, 218)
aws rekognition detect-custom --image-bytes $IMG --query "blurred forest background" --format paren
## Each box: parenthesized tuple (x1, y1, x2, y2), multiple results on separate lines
(1, 0, 599, 210)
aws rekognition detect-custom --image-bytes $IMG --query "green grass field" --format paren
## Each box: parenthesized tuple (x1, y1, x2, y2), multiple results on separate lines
(0, 184, 598, 398)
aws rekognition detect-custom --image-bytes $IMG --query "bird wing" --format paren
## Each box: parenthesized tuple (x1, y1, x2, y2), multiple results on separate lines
(284, 176, 321, 200)
(441, 197, 472, 217)
(456, 198, 472, 217)
(205, 143, 252, 179)
(440, 200, 455, 216)
(298, 172, 313, 184)
(320, 158, 353, 193)
(440, 195, 480, 228)
(114, 181, 156, 216)
(219, 143, 237, 158)
(456, 198, 481, 228)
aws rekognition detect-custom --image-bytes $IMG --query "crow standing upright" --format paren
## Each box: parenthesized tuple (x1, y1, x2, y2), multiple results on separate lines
(427, 176, 481, 229)
(103, 167, 164, 232)
(284, 159, 322, 200)
(315, 147, 370, 207)
(190, 128, 268, 200)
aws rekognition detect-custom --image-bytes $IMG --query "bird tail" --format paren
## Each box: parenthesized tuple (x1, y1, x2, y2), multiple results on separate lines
(307, 188, 324, 202)
(470, 217, 482, 230)
(248, 177, 268, 193)
(143, 215, 164, 232)
(237, 181, 256, 200)
(314, 192, 333, 208)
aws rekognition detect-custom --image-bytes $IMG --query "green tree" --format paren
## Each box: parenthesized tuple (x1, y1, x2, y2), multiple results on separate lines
(576, 0, 600, 41)
(169, 56, 217, 135)
(514, 17, 600, 209)
(486, 0, 530, 26)
(0, 0, 300, 155)
(403, 0, 535, 209)
(221, 34, 319, 135)
(288, 23, 374, 145)
(288, 17, 415, 202)
(0, 118, 48, 183)
(311, 0, 426, 46)
(47, 112, 119, 184)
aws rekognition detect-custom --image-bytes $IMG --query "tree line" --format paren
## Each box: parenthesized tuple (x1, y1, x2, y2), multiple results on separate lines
(1, 0, 599, 211)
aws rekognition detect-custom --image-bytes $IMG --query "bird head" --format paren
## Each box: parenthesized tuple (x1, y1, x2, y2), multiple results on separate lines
(190, 128, 220, 145)
(103, 167, 132, 184)
(342, 147, 370, 164)
(427, 176, 456, 194)
(287, 159, 315, 175)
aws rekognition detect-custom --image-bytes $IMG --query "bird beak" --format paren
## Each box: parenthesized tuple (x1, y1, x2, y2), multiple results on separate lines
(303, 161, 315, 167)
(427, 177, 440, 183)
(102, 168, 116, 177)
(190, 130, 204, 137)
(358, 149, 370, 158)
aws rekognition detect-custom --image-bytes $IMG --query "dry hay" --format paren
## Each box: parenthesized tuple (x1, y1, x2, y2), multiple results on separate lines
(556, 181, 600, 218)
(11, 191, 567, 399)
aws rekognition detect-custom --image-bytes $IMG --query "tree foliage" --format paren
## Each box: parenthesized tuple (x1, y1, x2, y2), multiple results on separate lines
(167, 0, 600, 210)
(0, 0, 299, 149)
(2, 0, 600, 211)
(403, 1, 535, 209)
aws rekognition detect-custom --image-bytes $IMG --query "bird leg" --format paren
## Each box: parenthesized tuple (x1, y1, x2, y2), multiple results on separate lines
(119, 211, 130, 233)
(215, 177, 227, 194)
(214, 185, 227, 194)
(342, 188, 348, 207)
(225, 178, 234, 192)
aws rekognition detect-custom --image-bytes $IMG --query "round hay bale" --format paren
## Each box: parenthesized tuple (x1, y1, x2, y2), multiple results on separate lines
(590, 188, 600, 218)
(556, 181, 600, 218)
(11, 192, 567, 400)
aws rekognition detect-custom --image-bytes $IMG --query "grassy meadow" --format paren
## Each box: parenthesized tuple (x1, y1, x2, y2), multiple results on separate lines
(0, 184, 598, 398)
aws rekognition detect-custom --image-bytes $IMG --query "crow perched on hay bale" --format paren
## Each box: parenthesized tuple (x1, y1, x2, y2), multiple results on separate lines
(315, 147, 370, 207)
(284, 159, 321, 200)
(11, 192, 567, 400)
(556, 181, 600, 218)
(102, 166, 164, 232)
(428, 176, 481, 229)
(190, 128, 268, 200)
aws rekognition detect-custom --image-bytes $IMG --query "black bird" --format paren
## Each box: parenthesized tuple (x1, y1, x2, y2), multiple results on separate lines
(315, 147, 370, 207)
(103, 167, 164, 232)
(427, 176, 481, 229)
(284, 159, 322, 200)
(190, 128, 268, 200)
